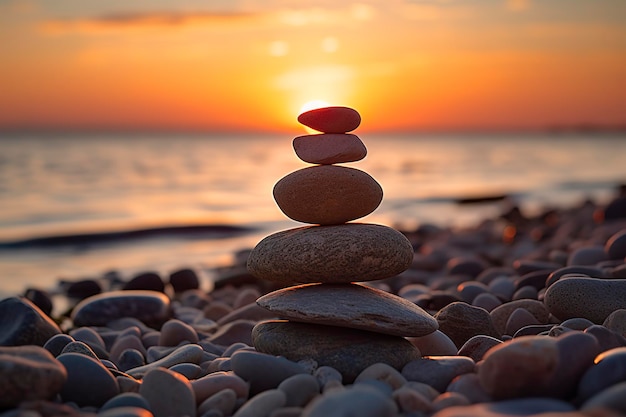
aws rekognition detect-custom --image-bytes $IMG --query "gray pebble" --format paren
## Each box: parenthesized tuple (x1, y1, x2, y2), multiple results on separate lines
(303, 385, 397, 417)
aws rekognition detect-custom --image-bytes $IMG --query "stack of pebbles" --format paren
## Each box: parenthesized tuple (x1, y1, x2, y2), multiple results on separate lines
(247, 106, 438, 382)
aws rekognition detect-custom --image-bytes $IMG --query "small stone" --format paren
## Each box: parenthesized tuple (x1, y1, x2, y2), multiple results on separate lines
(457, 335, 503, 362)
(23, 288, 53, 316)
(303, 385, 397, 417)
(297, 106, 361, 134)
(233, 389, 287, 417)
(431, 392, 471, 412)
(434, 302, 500, 348)
(197, 388, 238, 416)
(355, 362, 407, 390)
(43, 333, 74, 357)
(581, 381, 626, 414)
(159, 319, 199, 346)
(257, 283, 437, 337)
(273, 165, 383, 225)
(407, 330, 458, 356)
(247, 224, 414, 285)
(543, 277, 626, 323)
(126, 344, 204, 378)
(605, 229, 626, 259)
(446, 373, 492, 404)
(0, 345, 67, 408)
(123, 272, 164, 292)
(231, 350, 307, 395)
(490, 299, 550, 335)
(65, 279, 102, 299)
(546, 265, 607, 287)
(278, 374, 320, 407)
(560, 317, 595, 330)
(191, 371, 249, 405)
(293, 133, 367, 165)
(60, 341, 99, 359)
(57, 352, 119, 407)
(100, 392, 151, 412)
(504, 308, 541, 336)
(602, 196, 626, 220)
(206, 319, 255, 346)
(392, 385, 433, 414)
(117, 349, 146, 372)
(139, 367, 196, 417)
(69, 326, 108, 358)
(0, 297, 62, 346)
(71, 290, 172, 328)
(471, 292, 502, 312)
(603, 309, 626, 337)
(446, 257, 487, 279)
(584, 324, 626, 351)
(401, 356, 475, 392)
(577, 346, 626, 402)
(314, 366, 343, 390)
(168, 268, 200, 293)
(567, 246, 608, 266)
(430, 397, 575, 417)
(252, 320, 421, 383)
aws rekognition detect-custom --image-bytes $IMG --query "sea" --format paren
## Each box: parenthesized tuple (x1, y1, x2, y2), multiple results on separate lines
(1, 131, 625, 299)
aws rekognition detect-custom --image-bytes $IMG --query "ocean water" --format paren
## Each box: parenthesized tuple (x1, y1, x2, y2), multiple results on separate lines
(1, 132, 625, 297)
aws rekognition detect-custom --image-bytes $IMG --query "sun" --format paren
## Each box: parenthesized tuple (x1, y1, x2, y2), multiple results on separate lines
(299, 100, 330, 116)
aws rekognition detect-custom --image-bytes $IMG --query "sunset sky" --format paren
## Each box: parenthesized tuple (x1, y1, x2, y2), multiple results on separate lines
(1, 0, 625, 133)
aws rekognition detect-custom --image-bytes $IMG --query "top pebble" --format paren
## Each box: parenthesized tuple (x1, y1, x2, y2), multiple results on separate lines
(297, 106, 361, 133)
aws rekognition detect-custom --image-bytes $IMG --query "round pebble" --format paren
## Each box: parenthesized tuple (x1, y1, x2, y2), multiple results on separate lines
(302, 384, 397, 417)
(57, 352, 119, 407)
(231, 349, 307, 395)
(434, 301, 500, 348)
(0, 297, 62, 346)
(297, 106, 361, 133)
(273, 165, 383, 225)
(138, 367, 196, 417)
(402, 356, 475, 392)
(293, 133, 367, 164)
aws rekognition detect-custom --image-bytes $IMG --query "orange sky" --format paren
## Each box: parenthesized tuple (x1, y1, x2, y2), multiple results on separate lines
(1, 0, 625, 133)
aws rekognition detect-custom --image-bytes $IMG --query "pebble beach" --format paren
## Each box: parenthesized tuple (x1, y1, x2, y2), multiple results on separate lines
(3, 109, 626, 417)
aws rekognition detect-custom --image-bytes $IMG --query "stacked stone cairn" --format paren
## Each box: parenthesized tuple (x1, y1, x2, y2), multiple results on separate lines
(247, 106, 438, 382)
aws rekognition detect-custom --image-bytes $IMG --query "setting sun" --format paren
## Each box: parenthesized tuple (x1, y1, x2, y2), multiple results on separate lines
(299, 100, 330, 116)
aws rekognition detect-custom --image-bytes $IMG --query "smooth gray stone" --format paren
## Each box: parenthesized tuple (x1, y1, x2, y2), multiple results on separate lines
(169, 362, 202, 380)
(434, 302, 500, 348)
(126, 344, 204, 378)
(0, 345, 67, 408)
(490, 299, 550, 335)
(43, 333, 74, 357)
(545, 266, 607, 287)
(401, 356, 475, 392)
(252, 320, 422, 383)
(232, 389, 286, 417)
(457, 335, 503, 362)
(100, 392, 151, 412)
(584, 325, 626, 351)
(247, 224, 414, 284)
(139, 367, 196, 417)
(230, 350, 307, 395)
(278, 373, 320, 407)
(117, 349, 146, 372)
(60, 341, 99, 359)
(577, 346, 626, 402)
(303, 385, 398, 417)
(71, 290, 172, 327)
(257, 283, 437, 337)
(544, 278, 626, 323)
(0, 297, 62, 346)
(57, 352, 119, 407)
(430, 397, 575, 417)
(581, 381, 626, 413)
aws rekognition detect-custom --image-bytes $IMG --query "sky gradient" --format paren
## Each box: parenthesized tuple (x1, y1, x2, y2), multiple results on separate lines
(1, 0, 625, 133)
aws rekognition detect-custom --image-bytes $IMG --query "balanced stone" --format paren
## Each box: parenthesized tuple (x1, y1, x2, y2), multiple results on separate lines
(252, 320, 422, 382)
(293, 133, 367, 165)
(71, 290, 172, 327)
(256, 283, 437, 337)
(273, 165, 382, 225)
(297, 106, 361, 133)
(543, 277, 626, 323)
(247, 224, 414, 284)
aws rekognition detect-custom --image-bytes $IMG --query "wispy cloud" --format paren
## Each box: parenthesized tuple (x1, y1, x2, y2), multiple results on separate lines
(40, 10, 259, 34)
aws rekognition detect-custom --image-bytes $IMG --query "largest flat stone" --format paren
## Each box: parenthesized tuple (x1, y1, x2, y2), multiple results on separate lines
(252, 320, 422, 382)
(246, 224, 414, 285)
(257, 283, 437, 337)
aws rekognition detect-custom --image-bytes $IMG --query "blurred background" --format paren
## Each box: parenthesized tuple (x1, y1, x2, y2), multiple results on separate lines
(1, 0, 625, 295)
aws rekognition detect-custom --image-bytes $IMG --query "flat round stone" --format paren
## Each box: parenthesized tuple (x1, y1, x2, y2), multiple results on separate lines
(256, 283, 437, 337)
(71, 290, 172, 327)
(252, 320, 422, 383)
(273, 165, 382, 225)
(247, 224, 414, 284)
(543, 277, 626, 323)
(297, 106, 361, 133)
(292, 133, 367, 165)
(0, 297, 62, 346)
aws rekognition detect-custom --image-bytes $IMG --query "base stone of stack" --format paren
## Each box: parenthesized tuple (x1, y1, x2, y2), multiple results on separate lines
(257, 283, 437, 337)
(252, 320, 422, 383)
(246, 223, 414, 285)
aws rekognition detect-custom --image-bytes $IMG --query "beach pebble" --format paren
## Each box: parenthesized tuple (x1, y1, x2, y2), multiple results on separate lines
(446, 373, 492, 404)
(206, 319, 255, 346)
(57, 352, 119, 407)
(69, 326, 108, 357)
(247, 224, 414, 284)
(314, 366, 343, 389)
(567, 246, 608, 266)
(430, 397, 575, 417)
(159, 319, 199, 346)
(293, 133, 367, 165)
(446, 257, 487, 279)
(504, 307, 541, 336)
(302, 384, 397, 417)
(581, 381, 626, 414)
(561, 317, 595, 330)
(71, 290, 172, 328)
(23, 287, 53, 316)
(0, 297, 62, 346)
(457, 335, 503, 362)
(603, 196, 626, 220)
(65, 279, 102, 299)
(577, 346, 626, 402)
(472, 292, 502, 312)
(434, 302, 500, 348)
(355, 362, 407, 390)
(233, 389, 286, 417)
(392, 385, 433, 413)
(126, 343, 204, 378)
(123, 272, 164, 292)
(297, 106, 361, 133)
(111, 335, 146, 365)
(605, 229, 626, 259)
(139, 367, 196, 417)
(545, 265, 607, 287)
(457, 281, 489, 304)
(603, 309, 626, 337)
(168, 268, 200, 293)
(431, 392, 471, 412)
(100, 392, 152, 412)
(191, 371, 249, 404)
(117, 349, 146, 372)
(273, 165, 382, 225)
(43, 333, 74, 357)
(490, 299, 550, 335)
(197, 388, 238, 416)
(0, 345, 67, 408)
(402, 356, 475, 392)
(60, 340, 99, 359)
(257, 283, 437, 337)
(278, 374, 320, 407)
(169, 362, 202, 379)
(543, 277, 626, 323)
(407, 330, 458, 356)
(584, 324, 626, 351)
(231, 350, 307, 395)
(252, 320, 421, 383)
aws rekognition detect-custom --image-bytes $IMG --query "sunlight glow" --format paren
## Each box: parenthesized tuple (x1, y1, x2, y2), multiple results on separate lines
(299, 100, 330, 115)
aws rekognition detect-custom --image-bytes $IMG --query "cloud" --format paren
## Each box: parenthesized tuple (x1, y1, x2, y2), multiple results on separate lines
(40, 10, 259, 34)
